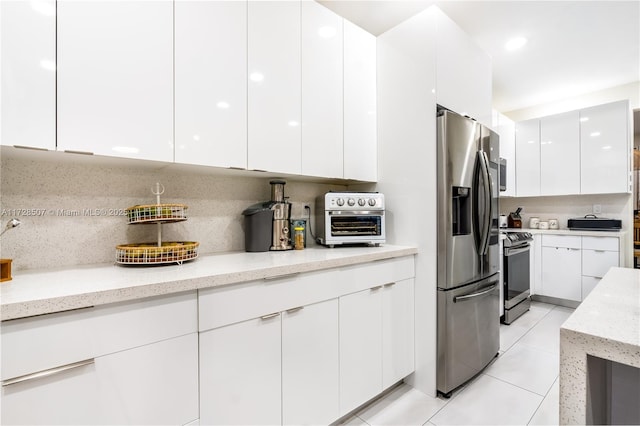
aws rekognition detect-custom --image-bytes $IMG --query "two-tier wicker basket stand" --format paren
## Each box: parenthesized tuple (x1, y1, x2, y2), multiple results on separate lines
(116, 183, 199, 265)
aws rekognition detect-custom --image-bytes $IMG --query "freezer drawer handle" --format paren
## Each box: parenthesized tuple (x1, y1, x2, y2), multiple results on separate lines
(2, 359, 95, 387)
(453, 282, 498, 303)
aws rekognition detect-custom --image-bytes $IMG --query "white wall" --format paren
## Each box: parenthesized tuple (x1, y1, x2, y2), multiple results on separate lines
(0, 150, 346, 271)
(376, 6, 438, 397)
(504, 82, 640, 122)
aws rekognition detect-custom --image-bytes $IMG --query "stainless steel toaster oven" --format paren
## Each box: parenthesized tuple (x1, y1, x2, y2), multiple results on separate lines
(315, 192, 385, 247)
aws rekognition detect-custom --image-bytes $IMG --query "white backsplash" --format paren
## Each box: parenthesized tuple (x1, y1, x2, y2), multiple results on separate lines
(500, 193, 632, 230)
(0, 155, 346, 271)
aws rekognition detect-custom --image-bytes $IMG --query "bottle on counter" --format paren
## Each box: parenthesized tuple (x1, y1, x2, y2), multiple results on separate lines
(294, 226, 305, 250)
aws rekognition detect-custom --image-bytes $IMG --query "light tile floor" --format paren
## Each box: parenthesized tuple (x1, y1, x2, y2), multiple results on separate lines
(341, 301, 572, 426)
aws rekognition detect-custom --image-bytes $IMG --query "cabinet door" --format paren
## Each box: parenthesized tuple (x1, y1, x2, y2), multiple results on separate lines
(199, 314, 281, 425)
(1, 0, 55, 150)
(282, 299, 339, 425)
(582, 249, 619, 279)
(301, 1, 343, 178)
(57, 0, 173, 161)
(339, 287, 382, 416)
(247, 1, 301, 174)
(580, 100, 630, 194)
(382, 279, 415, 389)
(434, 9, 492, 127)
(541, 246, 582, 301)
(515, 119, 540, 196)
(1, 334, 199, 425)
(540, 111, 580, 195)
(344, 20, 377, 182)
(175, 0, 247, 169)
(497, 112, 516, 197)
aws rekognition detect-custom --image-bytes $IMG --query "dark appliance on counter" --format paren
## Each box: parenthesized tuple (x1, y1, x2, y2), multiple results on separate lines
(502, 231, 533, 324)
(508, 207, 523, 228)
(315, 192, 385, 247)
(436, 107, 500, 397)
(242, 180, 293, 252)
(568, 214, 622, 231)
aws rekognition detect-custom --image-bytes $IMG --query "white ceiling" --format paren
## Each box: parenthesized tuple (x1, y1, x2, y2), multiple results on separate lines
(319, 1, 640, 113)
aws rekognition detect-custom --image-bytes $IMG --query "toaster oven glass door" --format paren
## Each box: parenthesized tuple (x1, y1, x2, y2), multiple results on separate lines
(329, 212, 383, 237)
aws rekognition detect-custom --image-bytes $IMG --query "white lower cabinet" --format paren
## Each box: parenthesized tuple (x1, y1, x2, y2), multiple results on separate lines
(541, 236, 582, 302)
(199, 314, 282, 425)
(1, 333, 198, 425)
(282, 299, 339, 425)
(339, 287, 383, 416)
(1, 292, 199, 425)
(537, 235, 620, 302)
(339, 278, 415, 416)
(382, 279, 415, 389)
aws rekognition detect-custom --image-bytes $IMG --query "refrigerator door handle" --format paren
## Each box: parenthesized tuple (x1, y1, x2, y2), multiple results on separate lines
(474, 151, 492, 256)
(453, 282, 498, 303)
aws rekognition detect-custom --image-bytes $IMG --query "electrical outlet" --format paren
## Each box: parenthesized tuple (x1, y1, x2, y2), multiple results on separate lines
(593, 204, 602, 214)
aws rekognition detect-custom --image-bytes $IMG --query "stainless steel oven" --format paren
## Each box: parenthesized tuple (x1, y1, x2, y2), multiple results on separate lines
(315, 192, 385, 247)
(502, 231, 533, 324)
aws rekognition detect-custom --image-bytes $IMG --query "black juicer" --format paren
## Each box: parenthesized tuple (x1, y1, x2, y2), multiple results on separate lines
(242, 180, 293, 252)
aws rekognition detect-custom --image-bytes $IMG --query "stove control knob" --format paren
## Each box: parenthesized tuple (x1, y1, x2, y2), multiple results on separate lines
(358, 198, 366, 206)
(368, 198, 376, 207)
(336, 198, 345, 206)
(347, 198, 356, 206)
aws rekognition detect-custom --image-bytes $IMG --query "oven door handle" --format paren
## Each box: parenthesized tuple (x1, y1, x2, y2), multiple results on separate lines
(453, 282, 498, 303)
(504, 245, 530, 256)
(328, 211, 384, 216)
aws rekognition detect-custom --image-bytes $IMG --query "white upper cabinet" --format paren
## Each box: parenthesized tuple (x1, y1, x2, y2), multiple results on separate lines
(57, 0, 173, 162)
(301, 1, 343, 179)
(174, 1, 247, 169)
(540, 110, 580, 195)
(515, 119, 541, 196)
(1, 0, 56, 150)
(247, 1, 301, 175)
(344, 20, 377, 182)
(433, 8, 492, 127)
(580, 100, 630, 194)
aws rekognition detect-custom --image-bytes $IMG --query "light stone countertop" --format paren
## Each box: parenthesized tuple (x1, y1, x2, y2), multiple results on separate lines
(559, 267, 640, 424)
(501, 227, 625, 237)
(0, 245, 417, 321)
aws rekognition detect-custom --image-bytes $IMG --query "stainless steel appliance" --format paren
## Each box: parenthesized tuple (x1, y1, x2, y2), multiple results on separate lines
(315, 192, 385, 247)
(436, 107, 500, 397)
(499, 158, 507, 192)
(502, 231, 533, 324)
(242, 180, 293, 252)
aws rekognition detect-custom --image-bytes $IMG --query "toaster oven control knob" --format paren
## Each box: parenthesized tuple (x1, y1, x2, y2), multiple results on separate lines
(368, 198, 376, 207)
(336, 198, 344, 206)
(347, 198, 355, 206)
(358, 198, 366, 206)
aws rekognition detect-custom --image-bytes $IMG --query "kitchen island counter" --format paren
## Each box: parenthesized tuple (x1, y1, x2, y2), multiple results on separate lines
(0, 245, 417, 321)
(559, 267, 640, 424)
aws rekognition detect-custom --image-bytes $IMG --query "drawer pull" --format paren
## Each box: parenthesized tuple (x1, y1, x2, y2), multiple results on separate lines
(2, 359, 95, 387)
(594, 250, 606, 253)
(263, 272, 300, 281)
(260, 312, 280, 320)
(371, 285, 383, 291)
(285, 306, 304, 314)
(384, 282, 397, 288)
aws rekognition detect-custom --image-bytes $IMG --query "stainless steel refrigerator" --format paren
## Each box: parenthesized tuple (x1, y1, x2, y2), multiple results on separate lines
(436, 107, 500, 397)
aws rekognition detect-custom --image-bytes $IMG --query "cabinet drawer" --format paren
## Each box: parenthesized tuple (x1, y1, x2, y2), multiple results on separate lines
(582, 236, 619, 251)
(582, 249, 619, 278)
(198, 256, 415, 332)
(582, 276, 601, 300)
(542, 235, 581, 249)
(1, 291, 197, 381)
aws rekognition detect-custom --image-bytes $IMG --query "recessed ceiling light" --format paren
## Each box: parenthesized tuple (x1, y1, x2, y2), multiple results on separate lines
(505, 36, 527, 51)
